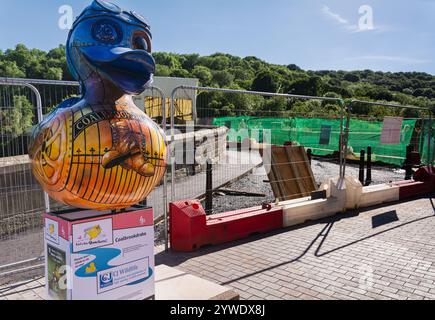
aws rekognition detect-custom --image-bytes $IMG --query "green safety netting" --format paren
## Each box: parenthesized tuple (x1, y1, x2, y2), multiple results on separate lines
(419, 120, 435, 165)
(213, 116, 418, 167)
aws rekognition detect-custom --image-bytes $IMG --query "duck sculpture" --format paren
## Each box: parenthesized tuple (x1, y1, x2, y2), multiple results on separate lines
(29, 0, 167, 211)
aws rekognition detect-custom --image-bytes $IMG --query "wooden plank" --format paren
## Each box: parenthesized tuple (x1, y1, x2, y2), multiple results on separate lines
(266, 145, 317, 201)
(270, 148, 288, 200)
(288, 146, 317, 193)
(285, 146, 306, 196)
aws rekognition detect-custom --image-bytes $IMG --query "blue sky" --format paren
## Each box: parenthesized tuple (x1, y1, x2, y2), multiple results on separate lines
(0, 0, 434, 74)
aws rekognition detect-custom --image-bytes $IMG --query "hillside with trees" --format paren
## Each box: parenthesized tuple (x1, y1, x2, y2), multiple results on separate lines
(1, 44, 434, 119)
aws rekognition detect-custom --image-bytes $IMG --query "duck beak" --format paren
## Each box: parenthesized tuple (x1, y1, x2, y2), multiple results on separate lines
(80, 46, 156, 95)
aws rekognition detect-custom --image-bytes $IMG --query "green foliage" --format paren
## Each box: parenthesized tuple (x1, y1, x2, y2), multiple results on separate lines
(0, 44, 433, 119)
(287, 76, 324, 96)
(0, 60, 25, 77)
(153, 52, 182, 70)
(344, 73, 360, 83)
(0, 95, 33, 136)
(170, 68, 190, 78)
(155, 64, 172, 77)
(192, 66, 212, 85)
(212, 70, 234, 87)
(0, 44, 69, 80)
(251, 70, 280, 93)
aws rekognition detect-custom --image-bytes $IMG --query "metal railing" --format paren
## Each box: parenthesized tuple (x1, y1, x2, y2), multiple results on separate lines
(169, 86, 346, 203)
(340, 100, 433, 185)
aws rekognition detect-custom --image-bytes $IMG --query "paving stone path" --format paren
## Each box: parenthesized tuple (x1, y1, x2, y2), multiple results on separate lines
(2, 196, 435, 300)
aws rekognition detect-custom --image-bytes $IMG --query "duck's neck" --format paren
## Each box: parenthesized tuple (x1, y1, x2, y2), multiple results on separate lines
(82, 74, 131, 107)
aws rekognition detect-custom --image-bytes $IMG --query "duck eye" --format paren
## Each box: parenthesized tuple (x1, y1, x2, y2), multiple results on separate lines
(133, 36, 148, 51)
(92, 20, 122, 44)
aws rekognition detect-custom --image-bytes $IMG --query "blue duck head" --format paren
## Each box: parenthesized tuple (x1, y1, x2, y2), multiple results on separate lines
(66, 0, 156, 96)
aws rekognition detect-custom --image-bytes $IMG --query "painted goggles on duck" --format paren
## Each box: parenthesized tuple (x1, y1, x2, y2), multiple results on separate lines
(73, 0, 152, 38)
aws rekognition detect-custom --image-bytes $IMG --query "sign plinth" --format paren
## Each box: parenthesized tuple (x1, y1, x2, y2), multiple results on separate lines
(44, 206, 155, 300)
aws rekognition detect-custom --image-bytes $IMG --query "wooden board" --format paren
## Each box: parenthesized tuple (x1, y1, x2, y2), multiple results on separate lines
(265, 145, 317, 201)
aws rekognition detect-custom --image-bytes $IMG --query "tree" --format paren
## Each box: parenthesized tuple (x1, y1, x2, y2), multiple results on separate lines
(0, 95, 33, 136)
(344, 73, 360, 83)
(287, 64, 301, 71)
(153, 52, 181, 70)
(155, 64, 172, 77)
(243, 56, 265, 71)
(192, 66, 212, 85)
(208, 55, 230, 70)
(230, 66, 254, 81)
(170, 68, 190, 78)
(261, 96, 288, 114)
(45, 67, 63, 80)
(288, 76, 324, 96)
(181, 54, 200, 71)
(212, 70, 234, 87)
(251, 70, 280, 93)
(0, 60, 25, 77)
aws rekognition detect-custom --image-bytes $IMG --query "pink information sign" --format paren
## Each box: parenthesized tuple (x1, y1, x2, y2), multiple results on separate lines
(381, 117, 403, 145)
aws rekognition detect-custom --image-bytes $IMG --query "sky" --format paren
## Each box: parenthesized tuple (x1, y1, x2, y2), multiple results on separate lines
(0, 0, 434, 74)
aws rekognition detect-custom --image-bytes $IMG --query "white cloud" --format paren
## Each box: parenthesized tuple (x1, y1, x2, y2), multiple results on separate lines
(321, 5, 349, 25)
(321, 5, 389, 34)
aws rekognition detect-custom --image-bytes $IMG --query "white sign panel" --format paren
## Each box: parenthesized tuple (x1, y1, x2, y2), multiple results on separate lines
(97, 258, 150, 294)
(381, 117, 403, 145)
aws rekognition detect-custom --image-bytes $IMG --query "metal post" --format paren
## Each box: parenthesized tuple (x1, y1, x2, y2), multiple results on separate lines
(428, 111, 433, 168)
(29, 83, 51, 214)
(205, 160, 213, 214)
(170, 88, 177, 204)
(141, 86, 168, 251)
(405, 145, 413, 180)
(192, 134, 197, 176)
(341, 101, 352, 180)
(359, 150, 365, 184)
(366, 146, 372, 186)
(307, 148, 312, 165)
(192, 88, 198, 125)
(338, 100, 345, 179)
(155, 89, 169, 252)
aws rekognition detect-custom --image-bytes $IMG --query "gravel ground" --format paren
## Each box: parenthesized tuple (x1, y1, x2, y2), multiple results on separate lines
(210, 158, 407, 214)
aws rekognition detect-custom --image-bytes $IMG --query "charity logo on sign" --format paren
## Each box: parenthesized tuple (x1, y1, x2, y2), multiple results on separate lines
(85, 225, 102, 240)
(99, 272, 114, 289)
(45, 219, 59, 244)
(97, 258, 150, 294)
(72, 218, 113, 253)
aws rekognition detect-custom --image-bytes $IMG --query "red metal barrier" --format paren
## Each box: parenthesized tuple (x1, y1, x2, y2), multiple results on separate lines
(393, 166, 435, 200)
(169, 200, 208, 252)
(170, 200, 283, 252)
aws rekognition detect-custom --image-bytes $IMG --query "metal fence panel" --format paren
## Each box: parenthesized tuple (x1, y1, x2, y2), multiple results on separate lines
(0, 79, 78, 283)
(168, 86, 345, 223)
(343, 100, 432, 186)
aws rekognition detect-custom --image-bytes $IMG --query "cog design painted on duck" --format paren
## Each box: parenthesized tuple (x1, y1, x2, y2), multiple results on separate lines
(28, 0, 167, 211)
